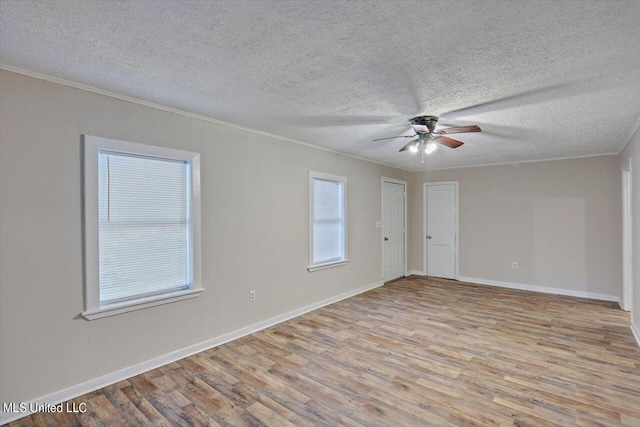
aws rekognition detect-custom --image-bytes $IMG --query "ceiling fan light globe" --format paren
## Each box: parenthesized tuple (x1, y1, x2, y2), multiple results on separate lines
(409, 145, 418, 153)
(425, 141, 437, 154)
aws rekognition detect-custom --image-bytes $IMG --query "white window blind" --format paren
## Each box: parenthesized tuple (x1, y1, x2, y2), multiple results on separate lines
(312, 177, 345, 265)
(98, 151, 192, 304)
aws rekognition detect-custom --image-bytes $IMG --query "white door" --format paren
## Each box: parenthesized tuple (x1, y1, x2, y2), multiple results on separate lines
(425, 183, 457, 279)
(383, 181, 405, 281)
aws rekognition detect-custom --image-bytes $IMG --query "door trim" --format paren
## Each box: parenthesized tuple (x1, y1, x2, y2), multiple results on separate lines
(622, 159, 633, 312)
(423, 181, 459, 279)
(382, 177, 407, 281)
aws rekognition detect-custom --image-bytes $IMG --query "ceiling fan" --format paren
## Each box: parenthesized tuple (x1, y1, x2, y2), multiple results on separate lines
(373, 116, 481, 163)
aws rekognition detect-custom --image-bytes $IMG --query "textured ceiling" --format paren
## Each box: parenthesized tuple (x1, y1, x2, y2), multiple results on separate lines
(1, 0, 639, 170)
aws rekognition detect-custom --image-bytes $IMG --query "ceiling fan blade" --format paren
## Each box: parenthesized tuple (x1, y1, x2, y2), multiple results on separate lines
(373, 134, 416, 142)
(438, 120, 521, 138)
(399, 139, 420, 152)
(435, 125, 481, 135)
(435, 136, 464, 149)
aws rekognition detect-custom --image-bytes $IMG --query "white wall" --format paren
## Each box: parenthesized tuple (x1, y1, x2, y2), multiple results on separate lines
(619, 122, 640, 337)
(409, 156, 622, 299)
(0, 70, 411, 406)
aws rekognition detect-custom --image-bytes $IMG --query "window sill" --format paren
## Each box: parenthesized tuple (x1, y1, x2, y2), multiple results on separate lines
(82, 288, 205, 320)
(307, 259, 350, 272)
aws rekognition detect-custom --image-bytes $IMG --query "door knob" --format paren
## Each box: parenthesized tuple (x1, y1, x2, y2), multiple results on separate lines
(427, 235, 432, 239)
(384, 237, 389, 241)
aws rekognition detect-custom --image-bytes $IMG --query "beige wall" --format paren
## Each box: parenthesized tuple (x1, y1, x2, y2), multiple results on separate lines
(409, 156, 622, 297)
(619, 124, 640, 332)
(0, 70, 411, 405)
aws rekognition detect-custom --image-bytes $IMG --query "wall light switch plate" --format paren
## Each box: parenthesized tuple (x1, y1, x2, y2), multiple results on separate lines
(375, 221, 382, 228)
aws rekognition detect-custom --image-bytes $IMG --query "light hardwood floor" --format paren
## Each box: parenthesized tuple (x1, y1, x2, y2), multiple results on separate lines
(8, 277, 640, 426)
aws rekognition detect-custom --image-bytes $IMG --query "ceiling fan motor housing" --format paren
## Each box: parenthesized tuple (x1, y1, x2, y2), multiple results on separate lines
(410, 115, 439, 133)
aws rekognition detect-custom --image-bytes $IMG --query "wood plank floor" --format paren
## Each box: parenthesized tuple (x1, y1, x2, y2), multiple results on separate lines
(8, 277, 640, 426)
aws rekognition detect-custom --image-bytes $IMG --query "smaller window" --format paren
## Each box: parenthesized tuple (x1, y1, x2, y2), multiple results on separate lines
(83, 135, 202, 320)
(308, 171, 348, 272)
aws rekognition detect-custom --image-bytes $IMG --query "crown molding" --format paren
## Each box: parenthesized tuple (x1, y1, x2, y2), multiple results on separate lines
(409, 152, 619, 172)
(0, 64, 412, 172)
(617, 114, 640, 154)
(1, 64, 631, 174)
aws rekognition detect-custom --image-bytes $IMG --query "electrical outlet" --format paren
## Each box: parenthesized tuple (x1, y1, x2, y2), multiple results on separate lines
(250, 290, 256, 302)
(512, 262, 518, 269)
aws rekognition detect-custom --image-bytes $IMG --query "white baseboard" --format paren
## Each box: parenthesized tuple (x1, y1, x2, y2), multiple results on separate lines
(458, 276, 621, 303)
(631, 322, 640, 348)
(0, 280, 383, 425)
(408, 270, 426, 276)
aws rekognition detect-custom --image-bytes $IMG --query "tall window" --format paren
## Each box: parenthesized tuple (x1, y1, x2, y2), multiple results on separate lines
(308, 172, 348, 271)
(83, 136, 202, 319)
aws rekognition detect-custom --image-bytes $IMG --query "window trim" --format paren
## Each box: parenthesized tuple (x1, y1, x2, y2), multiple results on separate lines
(82, 135, 202, 320)
(308, 171, 349, 272)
